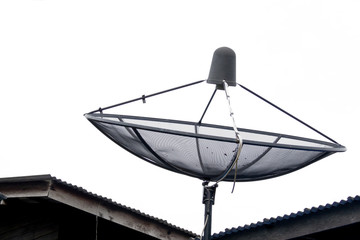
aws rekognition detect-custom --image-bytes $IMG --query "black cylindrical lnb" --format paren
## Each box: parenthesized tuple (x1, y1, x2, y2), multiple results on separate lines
(207, 47, 236, 89)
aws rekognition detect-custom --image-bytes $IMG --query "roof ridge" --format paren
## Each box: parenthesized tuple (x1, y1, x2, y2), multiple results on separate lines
(0, 174, 52, 183)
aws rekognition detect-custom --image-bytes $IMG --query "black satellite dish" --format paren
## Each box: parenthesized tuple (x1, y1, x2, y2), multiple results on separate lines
(85, 47, 345, 240)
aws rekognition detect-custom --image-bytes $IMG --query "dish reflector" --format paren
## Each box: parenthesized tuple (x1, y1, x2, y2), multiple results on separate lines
(85, 113, 345, 182)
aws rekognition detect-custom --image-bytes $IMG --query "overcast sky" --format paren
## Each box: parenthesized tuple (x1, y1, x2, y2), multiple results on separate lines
(1, 0, 359, 235)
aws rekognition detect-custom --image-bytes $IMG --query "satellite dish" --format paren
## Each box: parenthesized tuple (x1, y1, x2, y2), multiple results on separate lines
(85, 47, 346, 240)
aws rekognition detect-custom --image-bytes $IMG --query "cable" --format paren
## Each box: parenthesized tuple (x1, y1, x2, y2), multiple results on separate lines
(199, 214, 209, 240)
(223, 81, 242, 142)
(95, 215, 98, 240)
(213, 81, 243, 191)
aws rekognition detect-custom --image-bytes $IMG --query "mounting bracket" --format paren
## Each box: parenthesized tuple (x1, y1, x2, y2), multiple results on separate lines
(202, 181, 218, 240)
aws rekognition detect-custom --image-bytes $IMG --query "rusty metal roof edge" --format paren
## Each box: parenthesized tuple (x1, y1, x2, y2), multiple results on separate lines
(0, 174, 197, 238)
(212, 195, 360, 239)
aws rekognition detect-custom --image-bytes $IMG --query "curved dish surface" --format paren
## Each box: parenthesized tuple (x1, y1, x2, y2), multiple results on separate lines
(85, 113, 346, 182)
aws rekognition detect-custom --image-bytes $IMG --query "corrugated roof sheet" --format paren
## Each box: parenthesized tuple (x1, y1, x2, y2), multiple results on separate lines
(212, 195, 360, 239)
(50, 175, 198, 237)
(0, 174, 197, 238)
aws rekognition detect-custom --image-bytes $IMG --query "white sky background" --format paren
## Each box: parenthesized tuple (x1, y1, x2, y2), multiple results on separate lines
(1, 0, 359, 235)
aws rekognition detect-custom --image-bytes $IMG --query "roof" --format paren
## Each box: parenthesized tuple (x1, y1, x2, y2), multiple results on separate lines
(0, 174, 197, 240)
(213, 195, 360, 239)
(3, 174, 360, 240)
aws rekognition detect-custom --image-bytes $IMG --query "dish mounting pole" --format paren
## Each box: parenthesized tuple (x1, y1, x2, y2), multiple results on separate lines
(202, 181, 218, 240)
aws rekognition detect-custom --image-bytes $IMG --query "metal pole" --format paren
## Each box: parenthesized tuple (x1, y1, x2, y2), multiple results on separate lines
(202, 182, 217, 240)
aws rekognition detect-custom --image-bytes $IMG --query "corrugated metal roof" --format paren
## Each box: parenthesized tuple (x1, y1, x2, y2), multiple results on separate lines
(0, 174, 197, 238)
(212, 195, 360, 239)
(50, 175, 198, 238)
